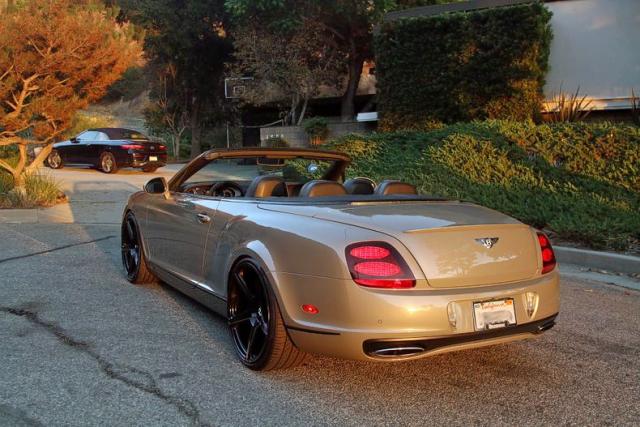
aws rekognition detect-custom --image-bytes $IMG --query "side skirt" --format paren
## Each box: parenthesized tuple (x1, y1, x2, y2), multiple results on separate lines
(149, 263, 227, 316)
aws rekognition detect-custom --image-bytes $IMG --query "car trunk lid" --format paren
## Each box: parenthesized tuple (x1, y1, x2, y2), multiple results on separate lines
(259, 201, 539, 287)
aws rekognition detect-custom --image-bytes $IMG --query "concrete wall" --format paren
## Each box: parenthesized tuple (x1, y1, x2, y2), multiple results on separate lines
(544, 0, 640, 110)
(260, 122, 375, 147)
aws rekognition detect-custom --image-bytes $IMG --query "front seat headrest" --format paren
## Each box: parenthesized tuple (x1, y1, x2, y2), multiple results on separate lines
(344, 177, 376, 195)
(245, 175, 288, 198)
(299, 180, 347, 198)
(375, 180, 418, 196)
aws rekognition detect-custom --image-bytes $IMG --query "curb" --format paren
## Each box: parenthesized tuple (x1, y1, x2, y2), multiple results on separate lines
(555, 246, 640, 275)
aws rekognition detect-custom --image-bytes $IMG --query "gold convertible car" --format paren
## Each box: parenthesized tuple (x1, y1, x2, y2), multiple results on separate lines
(121, 148, 560, 370)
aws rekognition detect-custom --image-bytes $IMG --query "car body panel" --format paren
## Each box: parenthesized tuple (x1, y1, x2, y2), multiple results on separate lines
(124, 148, 560, 362)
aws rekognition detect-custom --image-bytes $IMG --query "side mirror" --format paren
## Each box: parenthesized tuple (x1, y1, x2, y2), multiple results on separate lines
(70, 137, 78, 143)
(144, 177, 170, 199)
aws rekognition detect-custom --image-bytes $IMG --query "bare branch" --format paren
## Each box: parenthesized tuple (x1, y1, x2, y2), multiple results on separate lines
(0, 65, 14, 82)
(0, 158, 16, 175)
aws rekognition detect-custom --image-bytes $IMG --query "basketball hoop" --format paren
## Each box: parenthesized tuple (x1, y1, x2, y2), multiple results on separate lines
(224, 77, 253, 99)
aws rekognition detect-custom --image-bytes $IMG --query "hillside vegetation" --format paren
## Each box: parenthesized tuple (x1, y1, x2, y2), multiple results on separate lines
(328, 121, 640, 252)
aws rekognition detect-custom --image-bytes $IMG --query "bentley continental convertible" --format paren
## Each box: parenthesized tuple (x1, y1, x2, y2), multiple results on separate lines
(121, 148, 560, 370)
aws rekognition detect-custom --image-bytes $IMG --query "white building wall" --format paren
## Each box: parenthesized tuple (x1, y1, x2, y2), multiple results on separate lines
(544, 0, 640, 109)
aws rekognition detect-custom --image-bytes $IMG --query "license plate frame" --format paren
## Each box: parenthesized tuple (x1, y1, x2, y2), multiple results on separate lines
(149, 155, 158, 162)
(473, 298, 517, 331)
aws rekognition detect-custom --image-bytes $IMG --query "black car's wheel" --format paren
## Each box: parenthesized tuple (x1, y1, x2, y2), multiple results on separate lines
(121, 211, 156, 284)
(47, 150, 63, 169)
(142, 166, 158, 173)
(227, 258, 308, 371)
(100, 152, 118, 174)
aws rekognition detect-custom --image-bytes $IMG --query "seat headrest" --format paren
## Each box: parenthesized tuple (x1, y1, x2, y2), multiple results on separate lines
(245, 175, 288, 198)
(344, 177, 376, 195)
(375, 180, 418, 196)
(299, 180, 347, 198)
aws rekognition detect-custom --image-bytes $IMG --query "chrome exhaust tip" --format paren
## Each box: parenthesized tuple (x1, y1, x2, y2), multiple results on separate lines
(370, 346, 425, 358)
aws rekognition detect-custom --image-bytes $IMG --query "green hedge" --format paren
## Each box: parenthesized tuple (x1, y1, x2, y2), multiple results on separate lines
(374, 3, 552, 130)
(327, 121, 640, 252)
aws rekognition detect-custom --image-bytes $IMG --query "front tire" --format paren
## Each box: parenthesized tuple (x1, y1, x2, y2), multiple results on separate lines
(47, 150, 64, 169)
(100, 152, 118, 174)
(227, 258, 308, 371)
(121, 211, 156, 284)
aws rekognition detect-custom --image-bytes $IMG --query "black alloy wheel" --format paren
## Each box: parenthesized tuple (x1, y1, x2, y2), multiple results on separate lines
(121, 212, 155, 284)
(227, 259, 307, 370)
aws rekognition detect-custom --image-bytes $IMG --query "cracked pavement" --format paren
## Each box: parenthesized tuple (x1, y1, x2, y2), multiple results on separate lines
(0, 167, 639, 426)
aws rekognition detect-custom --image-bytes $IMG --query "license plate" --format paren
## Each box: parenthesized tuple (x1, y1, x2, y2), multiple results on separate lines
(149, 156, 158, 161)
(473, 298, 516, 331)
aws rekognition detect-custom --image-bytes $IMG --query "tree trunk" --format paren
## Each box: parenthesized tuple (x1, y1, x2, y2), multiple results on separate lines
(12, 143, 28, 191)
(297, 96, 309, 126)
(189, 102, 201, 159)
(340, 43, 364, 122)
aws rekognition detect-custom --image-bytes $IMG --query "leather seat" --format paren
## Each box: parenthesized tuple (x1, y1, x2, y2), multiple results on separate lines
(245, 175, 288, 198)
(299, 180, 347, 198)
(375, 180, 418, 196)
(343, 177, 376, 195)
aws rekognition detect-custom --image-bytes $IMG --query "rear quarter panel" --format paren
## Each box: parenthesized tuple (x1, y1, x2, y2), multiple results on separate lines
(202, 200, 424, 321)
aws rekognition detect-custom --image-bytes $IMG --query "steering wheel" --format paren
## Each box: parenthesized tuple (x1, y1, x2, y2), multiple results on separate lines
(206, 181, 244, 198)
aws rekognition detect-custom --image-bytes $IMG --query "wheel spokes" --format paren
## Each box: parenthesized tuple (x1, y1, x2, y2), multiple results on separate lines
(228, 310, 252, 327)
(244, 323, 259, 361)
(234, 271, 255, 300)
(126, 220, 136, 243)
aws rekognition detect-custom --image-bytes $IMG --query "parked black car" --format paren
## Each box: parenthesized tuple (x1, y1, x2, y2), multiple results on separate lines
(47, 128, 167, 173)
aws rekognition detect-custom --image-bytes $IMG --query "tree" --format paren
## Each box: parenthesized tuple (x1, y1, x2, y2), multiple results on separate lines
(0, 0, 139, 189)
(226, 0, 394, 122)
(117, 0, 232, 158)
(144, 64, 189, 160)
(231, 21, 343, 125)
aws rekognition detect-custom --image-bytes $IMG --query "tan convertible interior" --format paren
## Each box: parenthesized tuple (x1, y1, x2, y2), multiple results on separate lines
(243, 176, 418, 198)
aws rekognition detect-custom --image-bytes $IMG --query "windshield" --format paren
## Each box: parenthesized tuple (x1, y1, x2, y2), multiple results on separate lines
(183, 156, 338, 186)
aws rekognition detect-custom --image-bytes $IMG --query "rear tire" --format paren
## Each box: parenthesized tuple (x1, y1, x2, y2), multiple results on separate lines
(142, 166, 158, 173)
(47, 150, 64, 169)
(100, 152, 118, 174)
(227, 258, 308, 371)
(121, 211, 156, 284)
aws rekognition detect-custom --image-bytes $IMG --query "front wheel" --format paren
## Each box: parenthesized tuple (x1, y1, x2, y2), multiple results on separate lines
(47, 150, 64, 169)
(227, 258, 308, 371)
(100, 152, 118, 174)
(121, 211, 156, 284)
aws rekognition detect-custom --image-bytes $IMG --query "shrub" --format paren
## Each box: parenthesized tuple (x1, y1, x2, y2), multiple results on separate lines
(327, 120, 640, 251)
(374, 3, 552, 130)
(103, 67, 148, 102)
(302, 117, 330, 145)
(0, 172, 65, 208)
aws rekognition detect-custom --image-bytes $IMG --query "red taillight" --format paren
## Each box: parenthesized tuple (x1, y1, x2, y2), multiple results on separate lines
(158, 145, 167, 151)
(345, 242, 415, 289)
(537, 232, 556, 274)
(122, 144, 145, 150)
(349, 245, 390, 260)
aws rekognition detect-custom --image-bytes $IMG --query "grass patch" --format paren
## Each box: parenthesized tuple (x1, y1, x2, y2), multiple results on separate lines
(327, 120, 640, 252)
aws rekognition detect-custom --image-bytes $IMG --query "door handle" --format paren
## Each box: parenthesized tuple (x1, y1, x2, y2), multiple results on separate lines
(196, 213, 211, 224)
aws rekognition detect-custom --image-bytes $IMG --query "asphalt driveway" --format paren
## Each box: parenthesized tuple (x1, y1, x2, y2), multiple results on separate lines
(0, 167, 638, 426)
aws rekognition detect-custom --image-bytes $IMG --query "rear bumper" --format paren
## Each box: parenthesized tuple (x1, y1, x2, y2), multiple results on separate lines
(129, 153, 167, 168)
(362, 314, 556, 359)
(272, 270, 560, 361)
